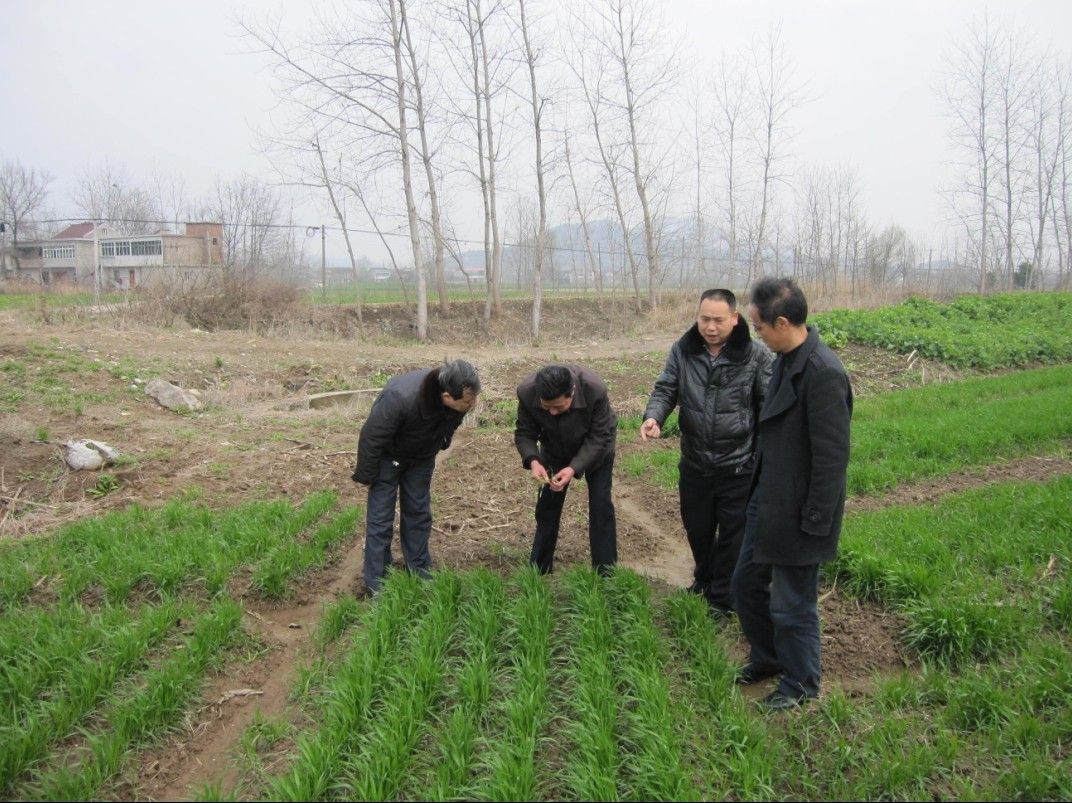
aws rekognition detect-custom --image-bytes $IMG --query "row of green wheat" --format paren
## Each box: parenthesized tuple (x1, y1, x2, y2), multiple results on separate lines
(0, 491, 361, 798)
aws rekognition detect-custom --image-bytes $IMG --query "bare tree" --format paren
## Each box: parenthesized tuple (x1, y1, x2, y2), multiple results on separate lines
(711, 50, 752, 286)
(204, 175, 284, 274)
(580, 0, 675, 309)
(569, 32, 643, 312)
(401, 1, 450, 312)
(563, 126, 604, 303)
(74, 163, 158, 235)
(1025, 58, 1068, 287)
(242, 1, 431, 338)
(748, 26, 805, 281)
(944, 14, 1002, 291)
(0, 158, 53, 273)
(517, 0, 550, 340)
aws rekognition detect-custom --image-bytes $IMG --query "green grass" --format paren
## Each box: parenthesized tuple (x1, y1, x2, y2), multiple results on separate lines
(623, 364, 1072, 494)
(832, 475, 1071, 665)
(811, 292, 1072, 367)
(0, 291, 125, 311)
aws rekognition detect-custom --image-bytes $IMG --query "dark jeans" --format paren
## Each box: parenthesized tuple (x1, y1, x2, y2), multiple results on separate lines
(731, 494, 822, 699)
(531, 458, 617, 575)
(363, 457, 435, 594)
(678, 461, 751, 610)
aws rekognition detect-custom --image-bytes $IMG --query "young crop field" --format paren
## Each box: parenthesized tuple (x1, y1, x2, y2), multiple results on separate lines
(199, 476, 1068, 801)
(1, 291, 1070, 800)
(811, 292, 1072, 367)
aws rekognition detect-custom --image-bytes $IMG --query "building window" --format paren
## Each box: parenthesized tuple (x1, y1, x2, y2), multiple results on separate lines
(101, 242, 115, 257)
(131, 240, 162, 256)
(42, 245, 75, 260)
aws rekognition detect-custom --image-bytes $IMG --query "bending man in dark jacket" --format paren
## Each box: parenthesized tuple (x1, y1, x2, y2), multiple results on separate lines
(640, 288, 773, 617)
(515, 364, 617, 575)
(352, 360, 480, 594)
(732, 277, 852, 711)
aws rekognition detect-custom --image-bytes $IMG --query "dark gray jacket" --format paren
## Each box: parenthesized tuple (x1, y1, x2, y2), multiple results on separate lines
(752, 326, 853, 566)
(514, 365, 617, 476)
(643, 317, 774, 475)
(352, 369, 465, 485)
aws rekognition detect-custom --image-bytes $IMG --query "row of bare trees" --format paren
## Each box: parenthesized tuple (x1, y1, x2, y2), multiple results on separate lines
(945, 14, 1072, 290)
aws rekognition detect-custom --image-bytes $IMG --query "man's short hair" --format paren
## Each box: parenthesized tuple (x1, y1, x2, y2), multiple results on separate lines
(699, 288, 737, 310)
(535, 365, 573, 401)
(749, 277, 808, 326)
(438, 359, 481, 400)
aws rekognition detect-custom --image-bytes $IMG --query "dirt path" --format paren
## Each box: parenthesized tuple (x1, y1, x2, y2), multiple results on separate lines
(140, 539, 365, 801)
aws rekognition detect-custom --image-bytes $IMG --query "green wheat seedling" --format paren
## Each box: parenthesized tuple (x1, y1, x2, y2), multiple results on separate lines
(603, 570, 699, 802)
(19, 596, 242, 800)
(559, 567, 620, 801)
(0, 496, 337, 609)
(268, 572, 423, 801)
(418, 569, 507, 801)
(833, 475, 1071, 665)
(252, 506, 362, 599)
(313, 594, 364, 648)
(0, 599, 188, 792)
(664, 592, 776, 800)
(340, 572, 461, 801)
(475, 566, 553, 802)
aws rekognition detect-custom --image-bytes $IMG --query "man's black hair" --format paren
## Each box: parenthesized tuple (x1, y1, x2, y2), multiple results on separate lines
(438, 359, 481, 399)
(749, 277, 808, 326)
(535, 365, 573, 401)
(422, 359, 480, 408)
(699, 288, 737, 310)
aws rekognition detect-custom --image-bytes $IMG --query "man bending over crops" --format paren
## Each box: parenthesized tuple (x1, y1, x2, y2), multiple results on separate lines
(352, 359, 481, 595)
(514, 364, 618, 575)
(639, 288, 773, 620)
(731, 277, 852, 712)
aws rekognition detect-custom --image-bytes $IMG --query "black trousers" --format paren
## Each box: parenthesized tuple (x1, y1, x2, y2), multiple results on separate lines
(731, 494, 822, 699)
(678, 461, 752, 610)
(363, 457, 435, 594)
(530, 458, 617, 575)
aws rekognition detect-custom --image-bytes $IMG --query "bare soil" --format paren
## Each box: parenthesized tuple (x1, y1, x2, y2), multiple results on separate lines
(1, 299, 1065, 800)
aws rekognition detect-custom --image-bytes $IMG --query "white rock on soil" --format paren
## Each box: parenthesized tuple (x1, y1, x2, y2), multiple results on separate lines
(64, 439, 120, 470)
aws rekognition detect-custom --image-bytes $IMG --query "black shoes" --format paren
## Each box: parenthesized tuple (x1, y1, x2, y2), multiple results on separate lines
(757, 690, 813, 712)
(734, 663, 782, 685)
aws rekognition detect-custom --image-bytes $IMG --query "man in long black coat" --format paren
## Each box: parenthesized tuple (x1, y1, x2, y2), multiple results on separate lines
(514, 364, 618, 575)
(731, 277, 853, 711)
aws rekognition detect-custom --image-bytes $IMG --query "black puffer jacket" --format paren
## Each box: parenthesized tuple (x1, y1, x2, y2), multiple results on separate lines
(351, 369, 465, 485)
(643, 317, 773, 475)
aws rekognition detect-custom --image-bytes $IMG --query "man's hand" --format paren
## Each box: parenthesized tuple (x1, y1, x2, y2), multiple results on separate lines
(550, 466, 575, 491)
(530, 459, 550, 485)
(639, 418, 661, 442)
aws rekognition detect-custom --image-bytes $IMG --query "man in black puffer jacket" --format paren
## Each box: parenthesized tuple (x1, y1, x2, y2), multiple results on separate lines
(641, 289, 773, 617)
(352, 360, 480, 594)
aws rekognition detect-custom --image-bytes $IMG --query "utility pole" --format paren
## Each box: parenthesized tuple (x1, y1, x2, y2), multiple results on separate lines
(93, 220, 101, 304)
(321, 223, 326, 302)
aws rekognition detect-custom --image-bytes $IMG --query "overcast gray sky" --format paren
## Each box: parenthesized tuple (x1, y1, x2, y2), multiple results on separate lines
(3, 0, 1071, 263)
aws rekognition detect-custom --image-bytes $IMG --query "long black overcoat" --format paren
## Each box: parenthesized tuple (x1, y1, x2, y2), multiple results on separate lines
(752, 327, 853, 566)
